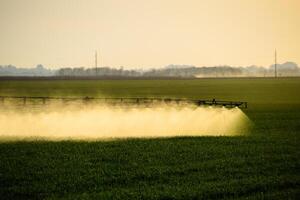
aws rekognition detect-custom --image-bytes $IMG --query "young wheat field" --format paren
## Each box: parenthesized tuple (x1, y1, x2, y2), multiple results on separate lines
(0, 78, 299, 199)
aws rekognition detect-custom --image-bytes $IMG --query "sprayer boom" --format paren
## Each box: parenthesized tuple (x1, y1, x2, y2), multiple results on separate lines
(0, 96, 248, 109)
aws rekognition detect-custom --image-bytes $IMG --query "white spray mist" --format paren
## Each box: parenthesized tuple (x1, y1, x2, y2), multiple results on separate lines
(0, 103, 251, 141)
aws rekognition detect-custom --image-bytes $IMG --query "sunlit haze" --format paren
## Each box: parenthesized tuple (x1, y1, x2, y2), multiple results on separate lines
(0, 0, 299, 68)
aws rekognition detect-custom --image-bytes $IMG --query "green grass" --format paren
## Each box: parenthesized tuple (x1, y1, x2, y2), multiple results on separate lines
(0, 78, 299, 104)
(0, 78, 300, 199)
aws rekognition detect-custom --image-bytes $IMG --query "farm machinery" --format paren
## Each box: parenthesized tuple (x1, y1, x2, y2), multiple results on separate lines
(0, 96, 247, 109)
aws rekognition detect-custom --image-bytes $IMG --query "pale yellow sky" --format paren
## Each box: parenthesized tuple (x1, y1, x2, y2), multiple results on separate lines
(0, 0, 299, 69)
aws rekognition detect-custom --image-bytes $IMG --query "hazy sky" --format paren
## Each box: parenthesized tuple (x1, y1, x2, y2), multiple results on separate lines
(0, 0, 299, 69)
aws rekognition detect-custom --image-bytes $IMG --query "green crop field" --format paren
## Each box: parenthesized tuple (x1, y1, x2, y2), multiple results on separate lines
(0, 78, 300, 199)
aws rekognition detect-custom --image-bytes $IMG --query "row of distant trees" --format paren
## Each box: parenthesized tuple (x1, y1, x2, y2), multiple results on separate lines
(56, 67, 141, 77)
(0, 62, 299, 77)
(0, 64, 54, 76)
(56, 62, 300, 77)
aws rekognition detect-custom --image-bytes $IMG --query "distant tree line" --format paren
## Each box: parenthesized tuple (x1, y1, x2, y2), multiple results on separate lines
(56, 62, 300, 77)
(0, 64, 54, 76)
(56, 67, 142, 77)
(1, 62, 299, 77)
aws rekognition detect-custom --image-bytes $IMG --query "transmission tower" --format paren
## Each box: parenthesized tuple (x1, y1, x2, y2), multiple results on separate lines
(95, 51, 98, 76)
(275, 49, 277, 78)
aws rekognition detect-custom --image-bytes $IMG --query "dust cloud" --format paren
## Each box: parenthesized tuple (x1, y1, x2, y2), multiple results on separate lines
(0, 103, 251, 141)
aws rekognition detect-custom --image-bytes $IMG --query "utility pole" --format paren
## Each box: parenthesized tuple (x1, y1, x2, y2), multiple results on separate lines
(95, 50, 98, 76)
(275, 49, 277, 78)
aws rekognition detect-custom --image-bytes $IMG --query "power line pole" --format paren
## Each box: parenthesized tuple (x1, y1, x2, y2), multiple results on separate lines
(275, 49, 277, 78)
(95, 50, 98, 76)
